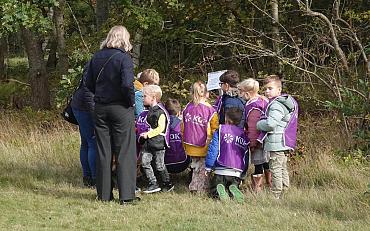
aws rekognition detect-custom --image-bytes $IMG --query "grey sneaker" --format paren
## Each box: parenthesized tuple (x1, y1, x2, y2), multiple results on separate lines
(143, 183, 161, 194)
(162, 182, 174, 192)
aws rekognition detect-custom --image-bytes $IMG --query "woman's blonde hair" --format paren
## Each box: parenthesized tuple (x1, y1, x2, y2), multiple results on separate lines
(143, 85, 162, 101)
(238, 78, 259, 93)
(190, 81, 207, 105)
(100, 25, 133, 51)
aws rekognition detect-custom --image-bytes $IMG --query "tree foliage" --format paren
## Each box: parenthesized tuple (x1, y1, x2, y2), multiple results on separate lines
(0, 0, 369, 140)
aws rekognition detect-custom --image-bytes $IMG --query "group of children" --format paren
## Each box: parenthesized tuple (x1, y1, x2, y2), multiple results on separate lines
(133, 69, 298, 201)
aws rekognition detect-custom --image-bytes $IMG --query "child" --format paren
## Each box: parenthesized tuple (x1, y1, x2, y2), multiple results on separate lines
(205, 108, 249, 203)
(138, 85, 173, 193)
(134, 69, 160, 118)
(164, 98, 191, 174)
(182, 81, 219, 193)
(130, 68, 160, 192)
(256, 75, 298, 199)
(238, 78, 270, 192)
(213, 70, 246, 128)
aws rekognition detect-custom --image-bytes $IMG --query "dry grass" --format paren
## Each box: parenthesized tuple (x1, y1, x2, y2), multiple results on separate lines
(0, 111, 369, 230)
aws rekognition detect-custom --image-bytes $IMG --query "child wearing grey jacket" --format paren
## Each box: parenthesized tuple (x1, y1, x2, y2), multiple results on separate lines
(257, 75, 298, 199)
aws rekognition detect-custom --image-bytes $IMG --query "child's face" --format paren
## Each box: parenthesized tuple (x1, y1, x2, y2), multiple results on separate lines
(220, 82, 229, 92)
(143, 93, 156, 106)
(238, 88, 250, 100)
(264, 81, 281, 99)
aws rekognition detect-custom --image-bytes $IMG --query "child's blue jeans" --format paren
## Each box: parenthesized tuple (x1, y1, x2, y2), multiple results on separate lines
(73, 108, 96, 179)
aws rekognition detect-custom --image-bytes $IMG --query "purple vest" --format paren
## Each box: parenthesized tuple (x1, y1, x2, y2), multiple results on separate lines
(213, 95, 222, 113)
(165, 116, 188, 165)
(245, 97, 268, 143)
(217, 125, 249, 171)
(136, 110, 150, 139)
(245, 97, 268, 119)
(182, 102, 216, 147)
(135, 110, 149, 158)
(258, 94, 298, 149)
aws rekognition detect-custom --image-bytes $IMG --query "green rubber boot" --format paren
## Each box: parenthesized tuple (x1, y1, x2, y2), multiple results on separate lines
(229, 184, 244, 203)
(216, 184, 230, 201)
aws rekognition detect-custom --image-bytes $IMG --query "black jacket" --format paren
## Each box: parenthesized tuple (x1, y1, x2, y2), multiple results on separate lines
(85, 48, 135, 107)
(71, 62, 95, 112)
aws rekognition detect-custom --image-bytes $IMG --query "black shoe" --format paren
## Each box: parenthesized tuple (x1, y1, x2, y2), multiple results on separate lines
(90, 178, 96, 188)
(97, 191, 114, 202)
(162, 182, 174, 192)
(143, 183, 161, 194)
(119, 196, 141, 206)
(83, 176, 91, 187)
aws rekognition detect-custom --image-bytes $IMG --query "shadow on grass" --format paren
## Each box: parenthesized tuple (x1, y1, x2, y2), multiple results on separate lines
(0, 161, 97, 201)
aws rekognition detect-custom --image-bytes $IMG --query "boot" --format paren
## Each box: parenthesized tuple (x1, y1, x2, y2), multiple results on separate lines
(264, 170, 272, 188)
(252, 174, 263, 193)
(250, 174, 255, 191)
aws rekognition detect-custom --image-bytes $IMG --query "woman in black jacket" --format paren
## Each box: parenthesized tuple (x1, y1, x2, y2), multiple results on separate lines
(86, 25, 137, 204)
(71, 62, 96, 187)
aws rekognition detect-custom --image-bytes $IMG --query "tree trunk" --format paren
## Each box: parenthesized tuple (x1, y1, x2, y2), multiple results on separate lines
(0, 36, 7, 80)
(21, 27, 51, 109)
(96, 0, 110, 31)
(46, 38, 58, 70)
(54, 0, 68, 74)
(132, 29, 143, 68)
(271, 0, 281, 72)
(271, 0, 279, 52)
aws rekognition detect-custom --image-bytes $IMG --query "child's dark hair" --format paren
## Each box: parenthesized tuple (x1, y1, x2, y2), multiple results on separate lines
(219, 70, 240, 87)
(225, 107, 243, 126)
(264, 74, 282, 88)
(165, 98, 181, 115)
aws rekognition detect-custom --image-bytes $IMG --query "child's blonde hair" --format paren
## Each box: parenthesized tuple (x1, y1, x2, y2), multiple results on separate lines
(190, 81, 207, 105)
(238, 78, 259, 93)
(143, 85, 162, 101)
(139, 69, 160, 85)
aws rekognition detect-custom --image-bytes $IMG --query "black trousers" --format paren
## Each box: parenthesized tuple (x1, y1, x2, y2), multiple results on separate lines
(209, 174, 241, 198)
(94, 104, 137, 201)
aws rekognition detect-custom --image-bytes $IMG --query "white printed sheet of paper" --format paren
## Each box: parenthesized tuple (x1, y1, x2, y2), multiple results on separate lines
(206, 70, 227, 91)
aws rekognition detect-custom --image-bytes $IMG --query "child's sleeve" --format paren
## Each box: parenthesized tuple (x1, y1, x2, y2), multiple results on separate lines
(256, 103, 284, 132)
(209, 112, 219, 133)
(147, 114, 166, 138)
(247, 109, 262, 148)
(205, 130, 219, 171)
(134, 91, 144, 118)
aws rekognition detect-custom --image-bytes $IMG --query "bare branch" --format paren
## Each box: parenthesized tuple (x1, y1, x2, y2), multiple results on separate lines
(296, 0, 349, 72)
(66, 2, 89, 52)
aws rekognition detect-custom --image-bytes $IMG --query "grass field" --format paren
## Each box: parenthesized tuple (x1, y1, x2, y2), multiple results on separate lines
(0, 111, 369, 230)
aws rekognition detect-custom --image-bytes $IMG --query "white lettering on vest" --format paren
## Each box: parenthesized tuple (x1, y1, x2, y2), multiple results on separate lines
(170, 133, 181, 140)
(184, 112, 206, 127)
(235, 135, 247, 147)
(137, 115, 146, 123)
